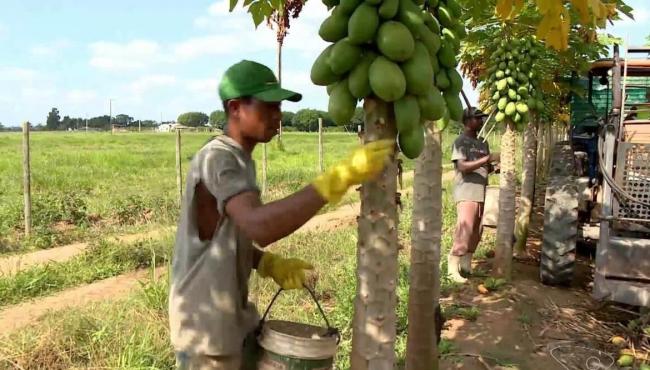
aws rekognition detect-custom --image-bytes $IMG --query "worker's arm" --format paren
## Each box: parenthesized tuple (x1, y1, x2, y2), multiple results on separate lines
(226, 186, 326, 248)
(455, 155, 491, 174)
(224, 139, 393, 248)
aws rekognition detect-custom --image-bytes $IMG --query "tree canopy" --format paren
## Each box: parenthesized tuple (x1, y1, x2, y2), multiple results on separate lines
(177, 112, 209, 127)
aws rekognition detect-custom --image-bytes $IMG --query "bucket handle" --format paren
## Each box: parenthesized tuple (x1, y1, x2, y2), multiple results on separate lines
(258, 284, 340, 343)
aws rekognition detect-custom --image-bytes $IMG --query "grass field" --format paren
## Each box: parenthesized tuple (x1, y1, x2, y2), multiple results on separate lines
(0, 179, 497, 369)
(0, 128, 514, 369)
(0, 130, 483, 254)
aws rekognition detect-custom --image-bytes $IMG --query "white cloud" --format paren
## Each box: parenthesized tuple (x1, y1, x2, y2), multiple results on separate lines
(66, 89, 98, 104)
(21, 87, 56, 100)
(186, 78, 219, 95)
(0, 67, 40, 82)
(30, 39, 71, 57)
(173, 35, 241, 60)
(129, 74, 177, 95)
(89, 40, 162, 71)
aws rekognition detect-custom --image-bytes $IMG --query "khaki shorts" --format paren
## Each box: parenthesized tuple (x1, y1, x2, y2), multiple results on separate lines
(451, 201, 484, 256)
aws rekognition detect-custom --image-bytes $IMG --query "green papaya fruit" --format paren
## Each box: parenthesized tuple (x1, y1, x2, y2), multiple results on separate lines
(435, 69, 450, 90)
(487, 64, 498, 74)
(436, 109, 450, 130)
(437, 5, 454, 28)
(516, 94, 522, 101)
(319, 9, 349, 42)
(348, 51, 377, 98)
(505, 101, 516, 116)
(517, 86, 529, 98)
(437, 40, 456, 68)
(496, 79, 508, 91)
(311, 45, 340, 86)
(369, 56, 406, 102)
(338, 0, 362, 15)
(378, 0, 399, 19)
(517, 72, 528, 83)
(447, 68, 463, 94)
(402, 42, 434, 96)
(495, 111, 505, 122)
(536, 100, 544, 111)
(347, 4, 379, 44)
(418, 86, 447, 121)
(422, 10, 440, 34)
(398, 124, 424, 159)
(516, 102, 528, 114)
(492, 90, 501, 101)
(327, 82, 338, 95)
(505, 68, 511, 76)
(495, 70, 505, 79)
(527, 97, 536, 109)
(431, 55, 440, 73)
(322, 0, 340, 9)
(328, 80, 357, 125)
(443, 91, 463, 121)
(442, 28, 460, 51)
(507, 76, 516, 87)
(514, 112, 522, 123)
(394, 95, 421, 133)
(328, 38, 362, 75)
(418, 24, 442, 57)
(507, 60, 516, 69)
(454, 23, 468, 39)
(497, 97, 508, 111)
(365, 0, 382, 5)
(377, 21, 415, 62)
(397, 0, 424, 35)
(508, 88, 517, 100)
(446, 0, 463, 17)
(499, 62, 507, 70)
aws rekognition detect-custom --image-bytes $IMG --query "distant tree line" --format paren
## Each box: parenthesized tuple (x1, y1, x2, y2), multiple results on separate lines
(0, 106, 365, 132)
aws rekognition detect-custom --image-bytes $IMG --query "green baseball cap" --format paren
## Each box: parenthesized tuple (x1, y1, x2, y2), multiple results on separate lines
(218, 60, 302, 103)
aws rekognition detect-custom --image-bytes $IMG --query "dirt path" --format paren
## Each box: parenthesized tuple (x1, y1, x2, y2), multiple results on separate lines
(0, 227, 172, 276)
(438, 182, 631, 370)
(0, 169, 454, 336)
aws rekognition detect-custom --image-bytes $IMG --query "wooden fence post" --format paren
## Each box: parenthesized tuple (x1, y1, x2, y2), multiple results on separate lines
(176, 129, 183, 205)
(318, 118, 324, 173)
(22, 121, 32, 237)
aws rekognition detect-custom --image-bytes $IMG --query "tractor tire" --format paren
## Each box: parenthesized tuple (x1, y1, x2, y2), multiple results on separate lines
(540, 142, 579, 286)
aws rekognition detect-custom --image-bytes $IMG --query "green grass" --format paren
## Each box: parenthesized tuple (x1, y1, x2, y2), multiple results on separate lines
(1, 130, 477, 254)
(0, 164, 501, 368)
(0, 235, 173, 307)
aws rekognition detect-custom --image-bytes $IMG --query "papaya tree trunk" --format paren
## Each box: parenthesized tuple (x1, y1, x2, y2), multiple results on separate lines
(514, 117, 538, 254)
(351, 98, 399, 370)
(493, 120, 517, 280)
(405, 124, 441, 370)
(536, 120, 546, 181)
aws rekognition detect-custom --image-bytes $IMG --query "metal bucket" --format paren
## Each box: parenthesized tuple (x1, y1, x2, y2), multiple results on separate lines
(256, 287, 340, 370)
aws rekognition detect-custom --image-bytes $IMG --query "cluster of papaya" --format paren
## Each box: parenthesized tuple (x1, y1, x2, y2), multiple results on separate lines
(485, 36, 545, 130)
(310, 0, 466, 158)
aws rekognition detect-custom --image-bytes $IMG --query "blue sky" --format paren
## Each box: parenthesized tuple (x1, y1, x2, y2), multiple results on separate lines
(0, 0, 647, 126)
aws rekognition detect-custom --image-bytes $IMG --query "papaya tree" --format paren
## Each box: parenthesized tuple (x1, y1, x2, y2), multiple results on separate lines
(405, 0, 466, 368)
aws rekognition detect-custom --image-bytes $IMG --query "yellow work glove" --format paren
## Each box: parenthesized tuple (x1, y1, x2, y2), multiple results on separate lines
(312, 139, 394, 204)
(257, 253, 313, 290)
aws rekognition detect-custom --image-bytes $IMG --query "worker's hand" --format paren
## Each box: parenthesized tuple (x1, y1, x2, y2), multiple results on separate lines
(257, 253, 313, 290)
(312, 139, 394, 204)
(489, 153, 501, 163)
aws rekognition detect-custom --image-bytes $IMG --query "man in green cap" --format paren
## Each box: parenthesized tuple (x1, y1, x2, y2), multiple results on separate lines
(169, 60, 393, 369)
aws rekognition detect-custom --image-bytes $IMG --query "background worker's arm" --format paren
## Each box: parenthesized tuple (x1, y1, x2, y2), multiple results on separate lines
(455, 153, 500, 174)
(226, 139, 393, 248)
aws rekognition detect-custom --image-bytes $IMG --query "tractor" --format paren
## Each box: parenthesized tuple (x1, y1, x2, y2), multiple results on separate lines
(540, 45, 650, 307)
